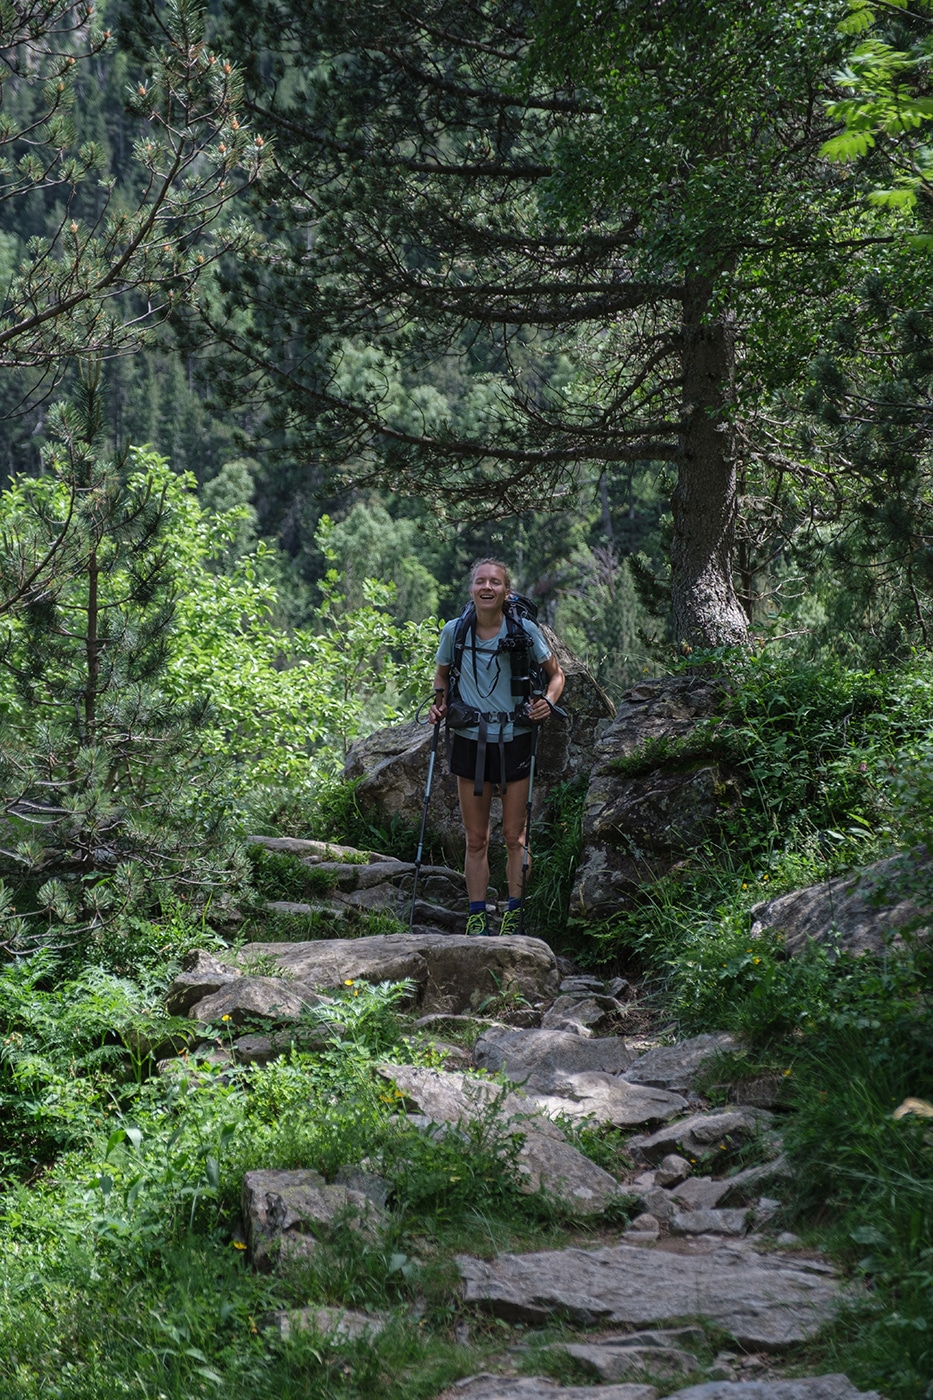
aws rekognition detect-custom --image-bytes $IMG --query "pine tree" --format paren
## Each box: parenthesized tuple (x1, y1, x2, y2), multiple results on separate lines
(0, 365, 243, 953)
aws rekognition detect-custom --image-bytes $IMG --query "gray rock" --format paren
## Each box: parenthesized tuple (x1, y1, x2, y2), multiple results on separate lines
(333, 1165, 393, 1211)
(629, 1108, 773, 1164)
(434, 1380, 657, 1400)
(233, 1024, 343, 1065)
(670, 1208, 750, 1237)
(672, 1157, 792, 1211)
(545, 1340, 699, 1381)
(378, 1063, 626, 1216)
(559, 975, 607, 994)
(165, 950, 241, 1016)
(237, 932, 559, 1016)
(541, 994, 626, 1034)
(187, 977, 323, 1027)
(750, 849, 933, 957)
(267, 1305, 386, 1341)
(624, 1184, 677, 1221)
(527, 1074, 687, 1128)
(457, 1240, 841, 1348)
(667, 1379, 883, 1400)
(626, 1214, 661, 1238)
(241, 1168, 385, 1272)
(614, 1328, 708, 1348)
(622, 1033, 738, 1095)
(570, 674, 739, 918)
(474, 1040, 676, 1128)
(656, 1154, 691, 1186)
(248, 834, 394, 864)
(472, 1028, 686, 1126)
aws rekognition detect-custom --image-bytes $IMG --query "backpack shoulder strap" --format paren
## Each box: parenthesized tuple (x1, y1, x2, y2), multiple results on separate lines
(449, 602, 476, 696)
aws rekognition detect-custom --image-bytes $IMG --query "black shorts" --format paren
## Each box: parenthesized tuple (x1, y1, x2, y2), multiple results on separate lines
(449, 730, 533, 786)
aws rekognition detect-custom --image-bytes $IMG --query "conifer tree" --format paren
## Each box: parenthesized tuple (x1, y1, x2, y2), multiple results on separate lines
(208, 0, 873, 647)
(0, 365, 242, 952)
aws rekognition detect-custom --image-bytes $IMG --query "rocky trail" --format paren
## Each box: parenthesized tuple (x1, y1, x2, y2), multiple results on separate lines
(159, 833, 883, 1400)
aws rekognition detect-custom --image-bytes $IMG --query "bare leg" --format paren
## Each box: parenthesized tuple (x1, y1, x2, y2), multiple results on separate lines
(501, 776, 531, 899)
(457, 776, 495, 903)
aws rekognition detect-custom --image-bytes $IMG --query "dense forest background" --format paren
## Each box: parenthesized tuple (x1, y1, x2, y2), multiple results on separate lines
(7, 0, 933, 706)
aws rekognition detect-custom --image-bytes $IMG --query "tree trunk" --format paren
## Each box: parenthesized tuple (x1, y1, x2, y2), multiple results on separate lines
(671, 276, 749, 648)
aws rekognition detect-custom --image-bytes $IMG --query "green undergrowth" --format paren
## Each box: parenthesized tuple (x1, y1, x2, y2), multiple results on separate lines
(0, 952, 630, 1400)
(530, 649, 933, 1396)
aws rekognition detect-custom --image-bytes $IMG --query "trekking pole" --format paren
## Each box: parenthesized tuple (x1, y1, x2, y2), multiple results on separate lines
(409, 689, 444, 931)
(517, 703, 541, 938)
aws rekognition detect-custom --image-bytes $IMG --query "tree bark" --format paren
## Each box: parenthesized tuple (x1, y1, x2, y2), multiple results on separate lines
(671, 276, 750, 647)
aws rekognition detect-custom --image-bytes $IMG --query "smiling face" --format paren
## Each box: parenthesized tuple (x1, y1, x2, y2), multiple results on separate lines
(469, 560, 510, 615)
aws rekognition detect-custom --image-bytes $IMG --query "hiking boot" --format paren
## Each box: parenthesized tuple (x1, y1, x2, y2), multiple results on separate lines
(465, 910, 490, 937)
(498, 906, 523, 938)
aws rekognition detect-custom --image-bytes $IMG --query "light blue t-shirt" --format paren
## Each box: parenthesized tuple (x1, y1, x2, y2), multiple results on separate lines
(435, 615, 551, 742)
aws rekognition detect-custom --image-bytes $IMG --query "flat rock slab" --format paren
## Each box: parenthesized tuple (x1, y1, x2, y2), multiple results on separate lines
(472, 1028, 686, 1125)
(622, 1033, 737, 1095)
(668, 1381, 883, 1400)
(670, 1208, 749, 1237)
(671, 1158, 792, 1212)
(165, 950, 241, 1016)
(629, 1108, 773, 1164)
(249, 834, 395, 864)
(379, 1063, 625, 1216)
(237, 933, 559, 1015)
(474, 1027, 637, 1078)
(531, 1074, 687, 1127)
(541, 993, 625, 1034)
(434, 1380, 657, 1400)
(457, 1240, 841, 1348)
(546, 1340, 699, 1380)
(268, 1305, 386, 1341)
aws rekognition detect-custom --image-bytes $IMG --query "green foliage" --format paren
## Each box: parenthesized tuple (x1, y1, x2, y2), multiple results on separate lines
(245, 845, 340, 903)
(777, 943, 933, 1396)
(525, 779, 586, 945)
(0, 951, 581, 1398)
(824, 0, 933, 212)
(0, 952, 150, 1178)
(0, 375, 246, 940)
(167, 513, 438, 801)
(0, 0, 262, 381)
(301, 979, 414, 1054)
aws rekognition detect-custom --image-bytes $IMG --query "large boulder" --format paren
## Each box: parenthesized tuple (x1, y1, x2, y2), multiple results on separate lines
(571, 673, 740, 920)
(750, 849, 933, 957)
(344, 626, 614, 861)
(236, 931, 559, 1015)
(241, 1168, 386, 1272)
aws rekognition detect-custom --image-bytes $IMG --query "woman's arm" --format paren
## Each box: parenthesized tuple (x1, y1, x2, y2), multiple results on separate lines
(527, 654, 565, 723)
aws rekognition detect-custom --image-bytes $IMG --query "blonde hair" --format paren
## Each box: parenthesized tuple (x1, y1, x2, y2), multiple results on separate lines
(469, 557, 512, 591)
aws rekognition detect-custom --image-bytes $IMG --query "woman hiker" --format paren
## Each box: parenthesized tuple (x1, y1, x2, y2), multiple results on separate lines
(428, 558, 565, 937)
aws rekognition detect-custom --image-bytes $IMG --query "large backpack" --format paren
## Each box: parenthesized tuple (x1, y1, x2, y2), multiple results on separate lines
(446, 593, 563, 794)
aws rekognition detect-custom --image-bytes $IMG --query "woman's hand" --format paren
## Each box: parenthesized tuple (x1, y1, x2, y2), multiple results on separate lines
(429, 688, 447, 724)
(527, 692, 552, 723)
